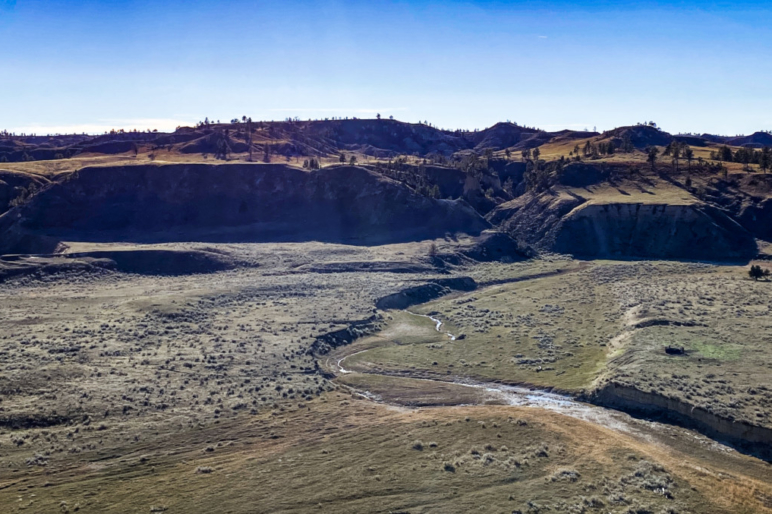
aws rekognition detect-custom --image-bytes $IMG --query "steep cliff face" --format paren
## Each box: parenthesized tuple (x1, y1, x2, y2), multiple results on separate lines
(551, 202, 756, 260)
(490, 180, 757, 261)
(0, 163, 489, 254)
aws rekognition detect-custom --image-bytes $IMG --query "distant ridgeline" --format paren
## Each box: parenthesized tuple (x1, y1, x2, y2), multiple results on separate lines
(0, 119, 770, 261)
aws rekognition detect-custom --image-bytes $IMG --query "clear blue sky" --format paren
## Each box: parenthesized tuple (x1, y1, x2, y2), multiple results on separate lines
(1, 0, 770, 135)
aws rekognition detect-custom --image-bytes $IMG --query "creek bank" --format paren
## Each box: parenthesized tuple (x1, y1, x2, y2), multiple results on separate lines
(312, 272, 772, 462)
(310, 277, 477, 358)
(374, 277, 477, 310)
(308, 314, 383, 360)
(586, 382, 772, 460)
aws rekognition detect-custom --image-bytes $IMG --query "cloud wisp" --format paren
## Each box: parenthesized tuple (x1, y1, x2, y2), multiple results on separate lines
(9, 118, 196, 135)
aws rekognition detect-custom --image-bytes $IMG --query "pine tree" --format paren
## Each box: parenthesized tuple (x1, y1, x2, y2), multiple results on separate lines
(247, 118, 253, 162)
(683, 146, 693, 172)
(749, 265, 770, 281)
(761, 147, 771, 174)
(647, 147, 659, 171)
(671, 142, 681, 172)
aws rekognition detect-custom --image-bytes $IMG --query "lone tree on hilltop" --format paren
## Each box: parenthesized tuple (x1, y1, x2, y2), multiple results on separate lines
(647, 146, 659, 171)
(349, 155, 357, 165)
(749, 264, 770, 281)
(339, 153, 346, 164)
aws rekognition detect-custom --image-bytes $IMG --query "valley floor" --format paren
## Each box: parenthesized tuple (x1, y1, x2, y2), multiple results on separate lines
(1, 241, 772, 513)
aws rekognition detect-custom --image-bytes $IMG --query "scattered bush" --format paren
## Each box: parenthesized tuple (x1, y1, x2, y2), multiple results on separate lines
(749, 265, 770, 281)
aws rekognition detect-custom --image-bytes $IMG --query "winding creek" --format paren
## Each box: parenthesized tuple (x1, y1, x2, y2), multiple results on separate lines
(330, 309, 739, 460)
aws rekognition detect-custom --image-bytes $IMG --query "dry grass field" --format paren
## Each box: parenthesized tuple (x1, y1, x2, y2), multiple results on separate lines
(2, 240, 772, 512)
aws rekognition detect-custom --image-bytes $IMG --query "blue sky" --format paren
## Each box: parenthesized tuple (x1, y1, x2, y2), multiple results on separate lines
(1, 0, 771, 135)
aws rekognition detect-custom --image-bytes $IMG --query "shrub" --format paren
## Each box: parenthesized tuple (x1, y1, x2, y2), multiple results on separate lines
(749, 265, 770, 281)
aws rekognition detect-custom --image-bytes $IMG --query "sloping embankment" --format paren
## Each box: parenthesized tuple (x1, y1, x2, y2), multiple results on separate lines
(589, 382, 772, 458)
(375, 277, 477, 310)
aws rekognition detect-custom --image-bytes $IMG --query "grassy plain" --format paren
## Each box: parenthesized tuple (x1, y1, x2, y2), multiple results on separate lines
(339, 260, 772, 429)
(3, 242, 772, 512)
(3, 391, 772, 514)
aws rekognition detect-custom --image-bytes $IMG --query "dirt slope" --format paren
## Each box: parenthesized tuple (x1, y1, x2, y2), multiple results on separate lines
(0, 163, 489, 254)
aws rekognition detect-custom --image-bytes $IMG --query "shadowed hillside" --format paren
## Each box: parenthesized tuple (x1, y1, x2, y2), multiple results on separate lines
(0, 163, 489, 254)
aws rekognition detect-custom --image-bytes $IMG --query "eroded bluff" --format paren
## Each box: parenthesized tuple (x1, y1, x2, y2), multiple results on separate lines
(0, 163, 489, 253)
